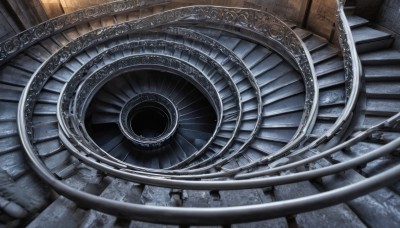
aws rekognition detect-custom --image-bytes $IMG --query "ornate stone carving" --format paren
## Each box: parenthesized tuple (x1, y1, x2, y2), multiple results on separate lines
(0, 0, 171, 65)
(18, 6, 317, 182)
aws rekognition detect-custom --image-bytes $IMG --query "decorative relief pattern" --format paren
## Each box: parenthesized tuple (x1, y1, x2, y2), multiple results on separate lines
(336, 3, 355, 100)
(0, 0, 171, 65)
(334, 0, 361, 135)
(20, 6, 317, 148)
(60, 45, 240, 171)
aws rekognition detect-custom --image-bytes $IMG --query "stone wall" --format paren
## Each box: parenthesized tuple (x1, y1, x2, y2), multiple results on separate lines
(353, 0, 384, 21)
(39, 0, 308, 23)
(0, 1, 21, 42)
(376, 0, 400, 49)
(306, 0, 337, 40)
(5, 0, 47, 29)
(37, 0, 340, 41)
(40, 0, 115, 17)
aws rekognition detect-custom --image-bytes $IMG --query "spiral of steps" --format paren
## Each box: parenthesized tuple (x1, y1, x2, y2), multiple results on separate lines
(0, 0, 399, 227)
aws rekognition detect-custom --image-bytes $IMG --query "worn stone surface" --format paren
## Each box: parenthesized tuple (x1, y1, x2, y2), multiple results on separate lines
(38, 0, 307, 30)
(275, 180, 366, 228)
(0, 1, 20, 42)
(306, 0, 337, 39)
(0, 171, 50, 213)
(377, 0, 400, 49)
(140, 186, 173, 206)
(313, 156, 400, 228)
(354, 0, 384, 21)
(26, 197, 86, 228)
(34, 0, 337, 42)
(0, 1, 399, 227)
(80, 179, 138, 228)
(3, 0, 47, 29)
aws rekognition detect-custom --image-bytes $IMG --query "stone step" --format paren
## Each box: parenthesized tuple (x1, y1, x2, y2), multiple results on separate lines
(365, 81, 400, 98)
(352, 26, 393, 53)
(360, 49, 400, 65)
(364, 65, 400, 81)
(294, 28, 313, 39)
(352, 26, 393, 44)
(304, 34, 328, 52)
(346, 15, 369, 28)
(274, 180, 366, 228)
(365, 98, 400, 116)
(315, 57, 344, 76)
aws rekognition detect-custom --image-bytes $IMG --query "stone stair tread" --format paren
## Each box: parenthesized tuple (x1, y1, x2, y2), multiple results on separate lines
(366, 98, 400, 114)
(364, 65, 400, 80)
(129, 221, 178, 228)
(319, 86, 346, 105)
(360, 49, 400, 64)
(344, 6, 356, 15)
(362, 116, 390, 128)
(27, 197, 85, 228)
(9, 54, 41, 73)
(365, 81, 400, 97)
(283, 20, 297, 29)
(352, 26, 392, 44)
(304, 34, 327, 52)
(220, 189, 288, 227)
(275, 181, 366, 228)
(80, 179, 139, 228)
(293, 28, 312, 39)
(347, 15, 369, 28)
(315, 57, 344, 76)
(311, 44, 339, 64)
(310, 121, 334, 136)
(320, 166, 400, 227)
(0, 2, 399, 227)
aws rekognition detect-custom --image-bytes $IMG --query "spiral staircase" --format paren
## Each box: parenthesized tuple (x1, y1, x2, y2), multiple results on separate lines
(0, 0, 400, 227)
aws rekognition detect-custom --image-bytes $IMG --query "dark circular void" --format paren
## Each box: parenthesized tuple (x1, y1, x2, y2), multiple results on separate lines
(130, 102, 169, 138)
(86, 69, 218, 168)
(119, 93, 179, 149)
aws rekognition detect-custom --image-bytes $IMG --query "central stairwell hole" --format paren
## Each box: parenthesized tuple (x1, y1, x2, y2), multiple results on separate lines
(118, 93, 180, 149)
(130, 102, 169, 138)
(86, 69, 219, 167)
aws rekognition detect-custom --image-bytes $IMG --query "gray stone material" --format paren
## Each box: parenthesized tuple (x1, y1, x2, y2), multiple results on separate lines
(377, 0, 400, 50)
(0, 2, 20, 42)
(0, 0, 400, 227)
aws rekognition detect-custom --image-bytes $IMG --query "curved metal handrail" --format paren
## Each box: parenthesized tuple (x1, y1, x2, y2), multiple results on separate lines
(237, 112, 400, 179)
(300, 0, 362, 144)
(61, 53, 235, 172)
(236, 0, 363, 176)
(18, 6, 318, 176)
(295, 0, 361, 152)
(19, 105, 400, 224)
(19, 32, 397, 188)
(70, 42, 250, 170)
(55, 29, 309, 178)
(13, 3, 400, 224)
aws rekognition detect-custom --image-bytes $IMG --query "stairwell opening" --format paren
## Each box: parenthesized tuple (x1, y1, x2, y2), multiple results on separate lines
(84, 69, 219, 168)
(130, 102, 169, 138)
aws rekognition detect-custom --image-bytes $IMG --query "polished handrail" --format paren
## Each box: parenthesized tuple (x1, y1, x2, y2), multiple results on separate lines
(237, 112, 400, 179)
(294, 0, 362, 151)
(55, 29, 308, 178)
(14, 3, 400, 225)
(19, 107, 400, 224)
(234, 0, 363, 177)
(60, 52, 236, 173)
(18, 6, 318, 176)
(68, 40, 250, 171)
